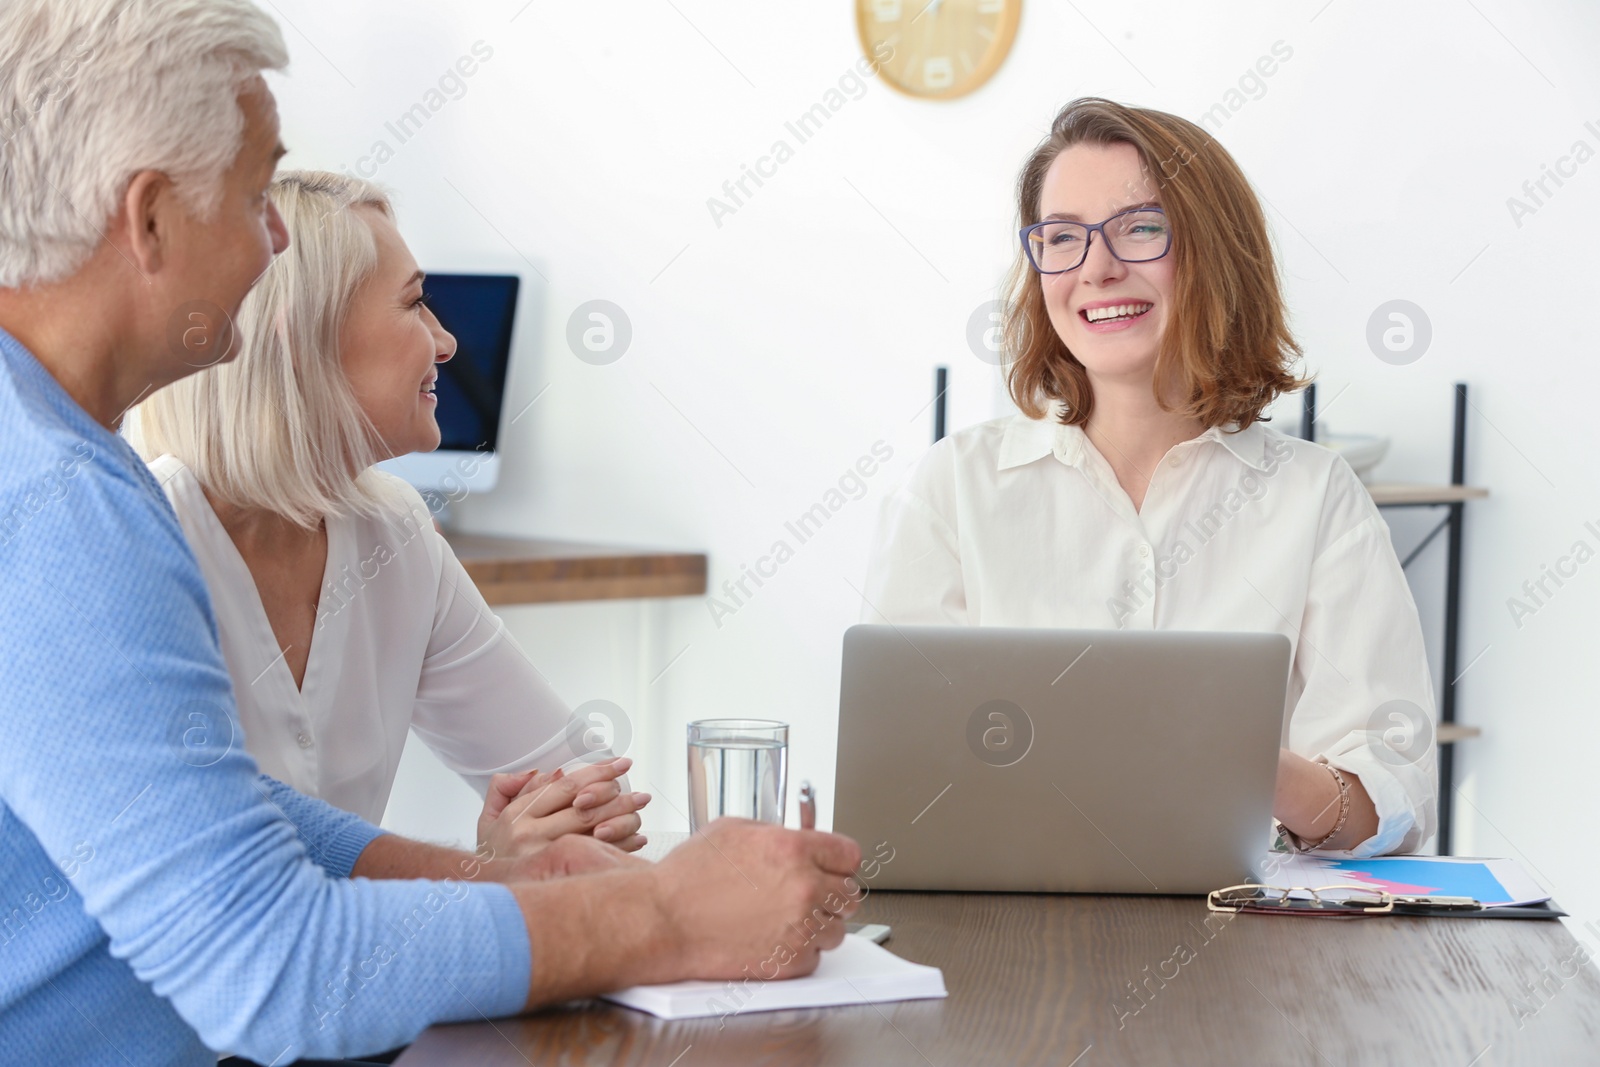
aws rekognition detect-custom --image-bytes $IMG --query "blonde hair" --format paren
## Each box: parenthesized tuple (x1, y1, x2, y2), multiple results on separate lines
(134, 170, 402, 528)
(1003, 97, 1308, 429)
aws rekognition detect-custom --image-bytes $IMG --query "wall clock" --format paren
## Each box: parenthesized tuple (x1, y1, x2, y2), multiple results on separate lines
(856, 0, 1022, 101)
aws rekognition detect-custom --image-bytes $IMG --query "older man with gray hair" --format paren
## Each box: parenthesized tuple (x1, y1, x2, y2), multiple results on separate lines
(0, 2, 862, 1064)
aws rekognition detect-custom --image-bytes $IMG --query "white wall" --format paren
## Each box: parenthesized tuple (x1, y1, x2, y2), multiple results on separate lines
(266, 1, 1600, 922)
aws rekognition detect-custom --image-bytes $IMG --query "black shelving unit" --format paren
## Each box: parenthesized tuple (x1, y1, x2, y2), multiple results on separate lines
(1302, 382, 1480, 854)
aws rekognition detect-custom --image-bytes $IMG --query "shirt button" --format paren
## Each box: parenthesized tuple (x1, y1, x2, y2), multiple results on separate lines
(296, 732, 313, 749)
(1138, 543, 1152, 558)
(1169, 453, 1184, 467)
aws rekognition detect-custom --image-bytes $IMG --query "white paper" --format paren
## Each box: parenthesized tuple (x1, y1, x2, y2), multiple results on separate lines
(600, 933, 948, 1019)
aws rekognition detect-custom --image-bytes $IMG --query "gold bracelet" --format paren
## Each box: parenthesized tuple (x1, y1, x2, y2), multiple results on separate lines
(1278, 757, 1351, 853)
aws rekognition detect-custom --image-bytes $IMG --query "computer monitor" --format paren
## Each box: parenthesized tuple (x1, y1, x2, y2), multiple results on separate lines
(376, 272, 520, 503)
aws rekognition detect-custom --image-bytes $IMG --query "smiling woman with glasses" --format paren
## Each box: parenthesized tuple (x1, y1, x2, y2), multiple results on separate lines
(863, 97, 1437, 859)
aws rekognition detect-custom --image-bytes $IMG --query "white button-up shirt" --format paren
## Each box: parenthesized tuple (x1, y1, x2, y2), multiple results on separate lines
(863, 410, 1437, 856)
(149, 455, 601, 824)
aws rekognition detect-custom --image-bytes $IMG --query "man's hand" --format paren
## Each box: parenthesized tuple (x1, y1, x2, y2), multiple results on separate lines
(512, 818, 865, 1008)
(478, 757, 650, 857)
(648, 819, 865, 981)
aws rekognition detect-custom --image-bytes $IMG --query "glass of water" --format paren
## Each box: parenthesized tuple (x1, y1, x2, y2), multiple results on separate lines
(687, 719, 788, 831)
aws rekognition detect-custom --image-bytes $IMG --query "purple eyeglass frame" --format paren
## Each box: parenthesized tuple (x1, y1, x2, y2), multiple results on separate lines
(1019, 206, 1171, 275)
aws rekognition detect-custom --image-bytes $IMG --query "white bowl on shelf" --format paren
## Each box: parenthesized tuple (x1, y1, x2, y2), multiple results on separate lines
(1318, 432, 1390, 483)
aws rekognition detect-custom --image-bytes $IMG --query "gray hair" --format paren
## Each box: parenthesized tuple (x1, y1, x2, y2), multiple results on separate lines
(133, 171, 403, 529)
(0, 0, 288, 288)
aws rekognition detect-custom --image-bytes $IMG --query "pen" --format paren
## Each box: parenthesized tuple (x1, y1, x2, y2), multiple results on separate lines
(799, 780, 816, 831)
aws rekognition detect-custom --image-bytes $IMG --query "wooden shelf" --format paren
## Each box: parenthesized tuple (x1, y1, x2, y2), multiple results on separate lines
(1438, 723, 1481, 744)
(1367, 483, 1489, 506)
(445, 533, 707, 606)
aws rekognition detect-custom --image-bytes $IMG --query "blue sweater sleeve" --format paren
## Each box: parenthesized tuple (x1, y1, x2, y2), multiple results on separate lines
(256, 775, 386, 879)
(0, 430, 531, 1059)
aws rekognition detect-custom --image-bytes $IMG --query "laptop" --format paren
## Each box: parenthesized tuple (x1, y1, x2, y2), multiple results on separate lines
(833, 625, 1292, 895)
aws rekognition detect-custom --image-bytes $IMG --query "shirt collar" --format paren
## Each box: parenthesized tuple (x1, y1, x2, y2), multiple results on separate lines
(1195, 419, 1276, 471)
(996, 408, 1064, 470)
(996, 406, 1277, 472)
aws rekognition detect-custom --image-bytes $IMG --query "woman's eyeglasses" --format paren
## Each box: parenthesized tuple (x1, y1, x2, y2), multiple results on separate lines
(1020, 206, 1171, 275)
(1209, 882, 1486, 917)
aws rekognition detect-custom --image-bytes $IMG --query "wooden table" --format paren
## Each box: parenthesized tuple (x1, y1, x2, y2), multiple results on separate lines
(445, 533, 707, 605)
(397, 888, 1600, 1066)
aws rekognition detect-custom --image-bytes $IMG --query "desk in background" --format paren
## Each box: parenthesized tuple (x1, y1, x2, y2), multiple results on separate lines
(444, 533, 707, 605)
(438, 534, 707, 825)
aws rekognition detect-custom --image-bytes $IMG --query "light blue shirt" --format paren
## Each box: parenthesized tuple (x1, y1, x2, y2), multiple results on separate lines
(0, 327, 530, 1064)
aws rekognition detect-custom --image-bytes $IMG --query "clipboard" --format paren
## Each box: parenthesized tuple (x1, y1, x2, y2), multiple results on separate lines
(1426, 900, 1567, 920)
(1208, 885, 1568, 920)
(1241, 852, 1560, 918)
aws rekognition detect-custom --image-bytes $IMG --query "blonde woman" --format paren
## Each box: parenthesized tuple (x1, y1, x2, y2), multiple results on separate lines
(135, 170, 648, 854)
(865, 98, 1436, 857)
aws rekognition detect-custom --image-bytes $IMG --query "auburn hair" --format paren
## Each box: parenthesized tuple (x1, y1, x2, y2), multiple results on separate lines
(1002, 97, 1308, 428)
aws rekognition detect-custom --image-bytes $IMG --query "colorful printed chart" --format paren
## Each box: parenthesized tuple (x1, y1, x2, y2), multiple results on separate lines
(1320, 858, 1507, 902)
(1256, 853, 1550, 907)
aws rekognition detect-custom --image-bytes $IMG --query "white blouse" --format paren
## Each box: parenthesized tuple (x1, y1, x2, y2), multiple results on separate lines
(862, 410, 1437, 857)
(148, 455, 598, 824)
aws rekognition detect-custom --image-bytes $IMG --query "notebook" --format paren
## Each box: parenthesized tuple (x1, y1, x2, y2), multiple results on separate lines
(600, 933, 948, 1020)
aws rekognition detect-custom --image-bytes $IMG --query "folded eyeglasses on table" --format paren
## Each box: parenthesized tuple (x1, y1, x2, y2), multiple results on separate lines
(1207, 883, 1485, 917)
